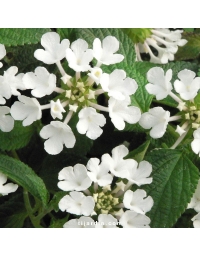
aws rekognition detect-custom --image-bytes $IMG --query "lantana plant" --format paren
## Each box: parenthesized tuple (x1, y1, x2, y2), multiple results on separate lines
(0, 28, 200, 228)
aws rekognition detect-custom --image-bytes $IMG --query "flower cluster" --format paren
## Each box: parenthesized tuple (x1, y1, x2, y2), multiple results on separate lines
(58, 144, 153, 228)
(135, 29, 187, 64)
(188, 180, 200, 228)
(1, 32, 141, 155)
(139, 67, 200, 154)
(0, 172, 18, 196)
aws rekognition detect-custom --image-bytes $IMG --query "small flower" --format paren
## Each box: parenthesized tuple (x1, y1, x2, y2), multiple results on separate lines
(58, 164, 92, 192)
(0, 44, 6, 68)
(119, 210, 151, 228)
(59, 191, 95, 216)
(146, 67, 173, 100)
(100, 69, 138, 100)
(95, 214, 118, 228)
(88, 67, 103, 85)
(174, 69, 200, 100)
(108, 97, 141, 130)
(86, 158, 113, 186)
(191, 128, 200, 156)
(123, 189, 153, 214)
(10, 95, 42, 126)
(23, 67, 56, 98)
(0, 172, 18, 196)
(76, 107, 106, 140)
(0, 106, 14, 132)
(66, 39, 93, 72)
(139, 107, 170, 139)
(0, 76, 12, 105)
(34, 32, 70, 64)
(93, 36, 124, 66)
(63, 216, 95, 228)
(40, 121, 76, 155)
(50, 99, 66, 119)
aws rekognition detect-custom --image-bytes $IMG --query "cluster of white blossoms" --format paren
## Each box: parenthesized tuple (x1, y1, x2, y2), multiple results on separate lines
(0, 32, 142, 155)
(0, 172, 18, 196)
(139, 67, 200, 154)
(135, 29, 187, 64)
(58, 144, 154, 228)
(188, 180, 200, 228)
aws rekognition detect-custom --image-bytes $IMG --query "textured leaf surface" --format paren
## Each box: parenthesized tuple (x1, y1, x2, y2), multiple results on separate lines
(145, 149, 199, 228)
(0, 154, 49, 205)
(0, 28, 51, 46)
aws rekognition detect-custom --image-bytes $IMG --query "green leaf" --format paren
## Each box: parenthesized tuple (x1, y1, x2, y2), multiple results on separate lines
(48, 191, 67, 212)
(145, 149, 199, 228)
(175, 32, 200, 60)
(57, 28, 77, 42)
(0, 154, 49, 205)
(126, 140, 150, 162)
(49, 215, 69, 228)
(0, 28, 51, 46)
(0, 121, 36, 151)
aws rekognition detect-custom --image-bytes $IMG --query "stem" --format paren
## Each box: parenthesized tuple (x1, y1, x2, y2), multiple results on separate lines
(95, 89, 105, 95)
(56, 61, 67, 77)
(54, 87, 65, 93)
(88, 102, 109, 112)
(76, 72, 80, 81)
(170, 126, 190, 149)
(10, 150, 20, 160)
(169, 115, 182, 122)
(169, 91, 183, 104)
(63, 110, 74, 124)
(40, 103, 51, 110)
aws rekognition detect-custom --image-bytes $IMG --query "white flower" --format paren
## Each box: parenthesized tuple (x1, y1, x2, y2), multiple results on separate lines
(0, 76, 12, 104)
(108, 97, 141, 130)
(76, 107, 106, 140)
(123, 189, 153, 214)
(66, 39, 93, 72)
(2, 66, 25, 96)
(188, 180, 200, 212)
(58, 164, 92, 192)
(63, 216, 95, 228)
(50, 99, 65, 119)
(101, 145, 137, 179)
(59, 191, 95, 216)
(191, 128, 200, 156)
(139, 107, 170, 138)
(10, 95, 42, 126)
(175, 125, 186, 136)
(192, 212, 200, 228)
(127, 161, 153, 186)
(0, 106, 14, 132)
(95, 214, 118, 228)
(88, 67, 103, 85)
(93, 36, 124, 65)
(34, 32, 70, 64)
(23, 67, 56, 98)
(146, 67, 173, 100)
(40, 121, 76, 155)
(119, 210, 151, 228)
(174, 69, 200, 100)
(0, 172, 18, 196)
(0, 44, 6, 68)
(86, 158, 113, 186)
(100, 69, 138, 100)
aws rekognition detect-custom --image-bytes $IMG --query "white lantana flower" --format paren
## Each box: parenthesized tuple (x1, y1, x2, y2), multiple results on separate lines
(23, 67, 56, 98)
(0, 44, 6, 68)
(191, 128, 200, 156)
(174, 69, 200, 100)
(127, 161, 153, 186)
(108, 97, 141, 130)
(95, 214, 118, 228)
(50, 99, 66, 119)
(66, 39, 93, 72)
(119, 210, 151, 228)
(63, 216, 95, 228)
(188, 180, 200, 212)
(86, 158, 113, 186)
(59, 191, 95, 216)
(139, 107, 170, 139)
(146, 67, 173, 100)
(123, 189, 153, 214)
(2, 66, 25, 96)
(76, 107, 106, 140)
(93, 36, 124, 66)
(0, 172, 18, 196)
(88, 67, 103, 85)
(100, 69, 138, 100)
(0, 106, 14, 132)
(58, 164, 92, 192)
(0, 76, 12, 104)
(40, 121, 76, 155)
(34, 32, 70, 64)
(10, 95, 42, 126)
